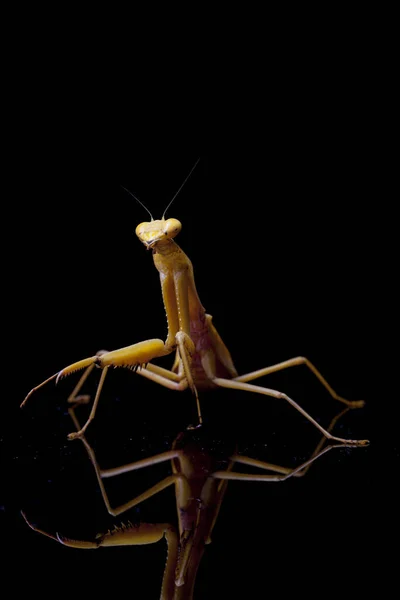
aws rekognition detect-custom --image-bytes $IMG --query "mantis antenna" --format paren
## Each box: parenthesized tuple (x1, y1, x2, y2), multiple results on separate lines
(120, 185, 154, 221)
(162, 157, 201, 219)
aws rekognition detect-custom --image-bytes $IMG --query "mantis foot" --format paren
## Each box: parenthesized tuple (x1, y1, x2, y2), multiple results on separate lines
(345, 399, 365, 409)
(68, 394, 91, 405)
(68, 430, 85, 441)
(338, 438, 370, 447)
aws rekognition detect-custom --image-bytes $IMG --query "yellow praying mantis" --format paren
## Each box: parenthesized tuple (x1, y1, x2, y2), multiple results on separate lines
(21, 159, 369, 446)
(22, 401, 360, 600)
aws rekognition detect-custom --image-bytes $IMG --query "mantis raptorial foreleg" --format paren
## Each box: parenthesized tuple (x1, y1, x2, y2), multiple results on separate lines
(66, 357, 192, 441)
(22, 333, 197, 439)
(68, 354, 187, 408)
(21, 511, 179, 600)
(69, 350, 186, 392)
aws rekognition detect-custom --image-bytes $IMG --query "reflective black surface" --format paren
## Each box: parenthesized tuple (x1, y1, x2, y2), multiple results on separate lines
(3, 107, 395, 597)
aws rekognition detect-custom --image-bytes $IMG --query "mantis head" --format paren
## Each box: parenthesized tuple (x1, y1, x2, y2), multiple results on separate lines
(135, 218, 182, 249)
(124, 157, 199, 250)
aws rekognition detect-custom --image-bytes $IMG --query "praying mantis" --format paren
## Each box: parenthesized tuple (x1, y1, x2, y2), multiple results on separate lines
(21, 160, 369, 447)
(22, 400, 360, 600)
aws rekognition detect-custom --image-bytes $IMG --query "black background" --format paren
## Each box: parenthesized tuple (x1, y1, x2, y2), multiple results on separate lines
(2, 14, 397, 600)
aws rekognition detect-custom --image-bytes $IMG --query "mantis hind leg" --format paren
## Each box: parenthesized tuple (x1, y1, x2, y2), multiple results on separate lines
(234, 356, 364, 408)
(212, 441, 353, 483)
(225, 406, 353, 480)
(218, 377, 368, 445)
(201, 352, 369, 446)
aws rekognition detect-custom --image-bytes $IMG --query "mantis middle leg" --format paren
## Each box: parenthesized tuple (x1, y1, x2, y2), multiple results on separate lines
(68, 396, 188, 516)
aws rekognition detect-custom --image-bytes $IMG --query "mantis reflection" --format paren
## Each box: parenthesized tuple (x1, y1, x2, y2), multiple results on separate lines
(22, 404, 366, 600)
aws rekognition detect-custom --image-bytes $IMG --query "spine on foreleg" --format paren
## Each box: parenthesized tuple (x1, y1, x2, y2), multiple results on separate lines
(57, 339, 170, 382)
(99, 339, 169, 369)
(57, 355, 99, 382)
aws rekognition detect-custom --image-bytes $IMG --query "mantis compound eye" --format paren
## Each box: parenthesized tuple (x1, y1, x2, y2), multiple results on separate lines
(135, 222, 147, 238)
(164, 218, 182, 238)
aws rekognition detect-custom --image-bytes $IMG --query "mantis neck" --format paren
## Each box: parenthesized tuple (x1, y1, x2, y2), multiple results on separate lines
(153, 239, 180, 257)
